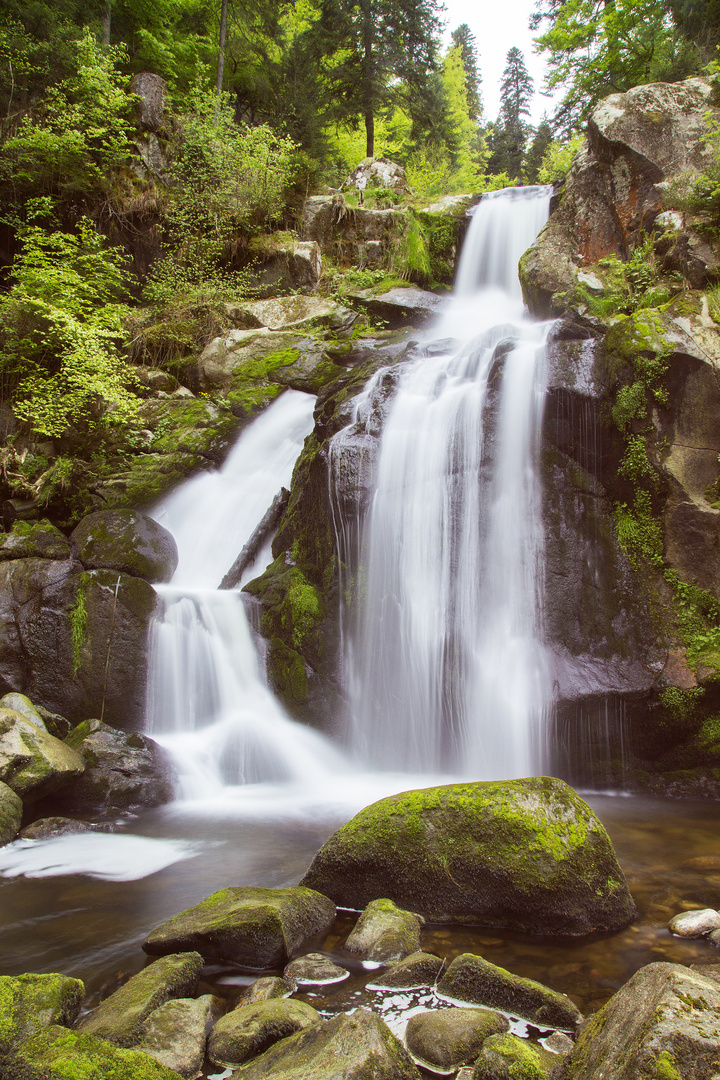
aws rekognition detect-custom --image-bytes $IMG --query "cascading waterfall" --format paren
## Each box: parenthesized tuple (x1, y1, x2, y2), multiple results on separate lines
(333, 186, 553, 779)
(146, 390, 345, 797)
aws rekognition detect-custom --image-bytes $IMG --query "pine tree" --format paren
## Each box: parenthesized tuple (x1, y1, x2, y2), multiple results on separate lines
(524, 119, 552, 183)
(497, 47, 533, 181)
(305, 0, 443, 159)
(450, 23, 483, 121)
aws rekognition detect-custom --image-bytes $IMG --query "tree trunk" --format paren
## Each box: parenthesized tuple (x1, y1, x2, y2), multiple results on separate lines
(101, 3, 111, 44)
(216, 0, 229, 97)
(362, 2, 374, 158)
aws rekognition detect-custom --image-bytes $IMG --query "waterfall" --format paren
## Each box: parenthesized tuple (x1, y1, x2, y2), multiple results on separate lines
(333, 186, 553, 779)
(146, 390, 345, 797)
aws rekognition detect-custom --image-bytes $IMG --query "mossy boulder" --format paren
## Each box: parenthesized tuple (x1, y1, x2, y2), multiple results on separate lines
(0, 694, 48, 731)
(237, 976, 296, 1004)
(228, 1008, 422, 1080)
(299, 777, 636, 935)
(562, 962, 720, 1079)
(0, 708, 85, 801)
(5, 1025, 184, 1079)
(19, 816, 93, 841)
(208, 999, 321, 1067)
(0, 973, 84, 1058)
(137, 995, 216, 1079)
(472, 1033, 550, 1080)
(283, 953, 348, 985)
(368, 951, 444, 991)
(71, 509, 178, 584)
(142, 886, 336, 968)
(438, 954, 582, 1030)
(344, 898, 423, 963)
(405, 1008, 509, 1072)
(0, 521, 70, 563)
(78, 952, 203, 1047)
(53, 720, 175, 813)
(0, 780, 22, 844)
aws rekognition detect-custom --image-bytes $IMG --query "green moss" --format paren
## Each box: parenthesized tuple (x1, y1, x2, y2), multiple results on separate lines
(267, 638, 309, 704)
(233, 347, 299, 381)
(474, 1032, 549, 1079)
(660, 686, 705, 721)
(7, 1025, 183, 1079)
(614, 491, 664, 569)
(654, 1049, 683, 1080)
(69, 573, 89, 678)
(0, 974, 84, 1057)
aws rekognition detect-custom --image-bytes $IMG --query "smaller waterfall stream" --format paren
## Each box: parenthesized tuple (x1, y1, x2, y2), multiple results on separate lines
(146, 391, 345, 797)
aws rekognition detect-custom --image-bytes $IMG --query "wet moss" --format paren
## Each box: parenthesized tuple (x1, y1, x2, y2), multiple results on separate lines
(0, 974, 84, 1058)
(6, 1025, 183, 1079)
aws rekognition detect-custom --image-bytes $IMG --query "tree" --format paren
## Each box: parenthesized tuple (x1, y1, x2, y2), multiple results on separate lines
(492, 47, 533, 181)
(304, 0, 443, 158)
(668, 0, 720, 54)
(524, 118, 552, 183)
(450, 22, 482, 121)
(531, 0, 700, 132)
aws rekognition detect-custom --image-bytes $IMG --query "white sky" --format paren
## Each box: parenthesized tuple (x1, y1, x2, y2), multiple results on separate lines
(441, 0, 561, 125)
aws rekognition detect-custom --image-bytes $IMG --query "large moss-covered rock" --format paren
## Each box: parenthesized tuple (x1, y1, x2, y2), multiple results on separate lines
(5, 1025, 184, 1080)
(208, 999, 321, 1067)
(344, 898, 423, 963)
(0, 560, 158, 730)
(437, 954, 583, 1030)
(232, 296, 356, 333)
(405, 1008, 509, 1071)
(300, 778, 636, 935)
(561, 962, 720, 1079)
(143, 886, 336, 968)
(78, 952, 203, 1047)
(0, 780, 22, 844)
(71, 509, 178, 583)
(0, 973, 84, 1058)
(229, 1007, 422, 1080)
(369, 951, 444, 990)
(0, 709, 84, 801)
(54, 720, 175, 813)
(0, 694, 48, 731)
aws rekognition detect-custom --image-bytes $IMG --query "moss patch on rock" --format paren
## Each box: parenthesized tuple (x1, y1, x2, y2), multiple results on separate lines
(6, 1025, 185, 1079)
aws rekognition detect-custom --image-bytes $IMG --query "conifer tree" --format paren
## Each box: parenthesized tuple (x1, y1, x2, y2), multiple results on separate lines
(450, 22, 483, 120)
(491, 47, 533, 181)
(305, 0, 443, 158)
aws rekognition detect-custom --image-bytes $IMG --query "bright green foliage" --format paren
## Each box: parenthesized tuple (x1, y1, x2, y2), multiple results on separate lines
(615, 490, 664, 568)
(450, 23, 483, 121)
(0, 28, 135, 208)
(531, 0, 700, 131)
(0, 216, 138, 438)
(660, 685, 705, 720)
(69, 574, 88, 677)
(537, 132, 584, 183)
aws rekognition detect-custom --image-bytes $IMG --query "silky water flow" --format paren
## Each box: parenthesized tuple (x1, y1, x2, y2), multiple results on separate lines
(145, 184, 554, 804)
(332, 185, 554, 779)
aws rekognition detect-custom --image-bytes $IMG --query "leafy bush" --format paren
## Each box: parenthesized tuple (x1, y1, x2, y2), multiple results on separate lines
(537, 133, 584, 184)
(0, 214, 137, 438)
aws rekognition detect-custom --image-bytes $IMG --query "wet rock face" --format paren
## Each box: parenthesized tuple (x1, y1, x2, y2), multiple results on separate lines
(300, 777, 637, 935)
(561, 961, 720, 1079)
(0, 560, 158, 730)
(130, 72, 167, 132)
(520, 78, 718, 316)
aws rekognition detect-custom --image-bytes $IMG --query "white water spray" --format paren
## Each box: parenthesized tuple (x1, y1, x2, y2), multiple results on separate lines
(333, 186, 553, 779)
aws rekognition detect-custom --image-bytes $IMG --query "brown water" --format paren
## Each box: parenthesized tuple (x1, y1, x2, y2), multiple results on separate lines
(0, 793, 718, 1024)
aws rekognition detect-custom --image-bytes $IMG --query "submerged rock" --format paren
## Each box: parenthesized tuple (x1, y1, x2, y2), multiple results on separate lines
(70, 508, 178, 584)
(369, 950, 445, 990)
(0, 973, 84, 1058)
(283, 953, 348, 985)
(405, 1007, 509, 1072)
(300, 777, 636, 935)
(6, 1025, 184, 1079)
(438, 954, 582, 1030)
(344, 898, 423, 963)
(138, 995, 217, 1078)
(668, 908, 720, 937)
(143, 886, 336, 968)
(208, 998, 321, 1067)
(19, 816, 93, 841)
(561, 961, 720, 1079)
(238, 976, 296, 1004)
(473, 1032, 550, 1080)
(79, 952, 203, 1047)
(0, 709, 84, 801)
(231, 1007, 422, 1080)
